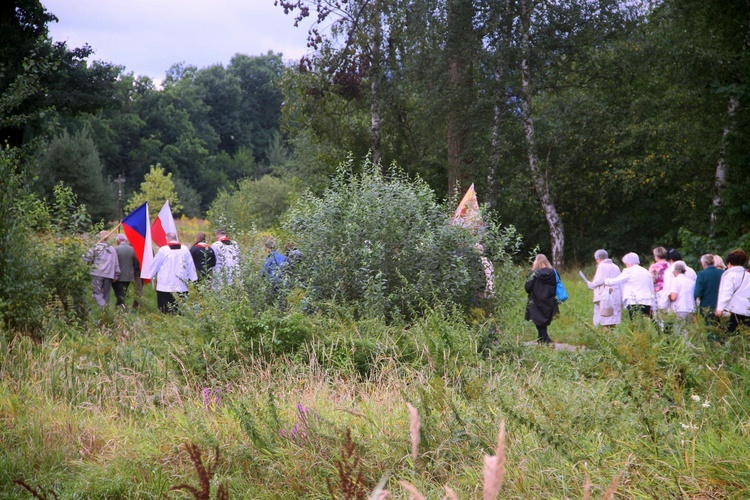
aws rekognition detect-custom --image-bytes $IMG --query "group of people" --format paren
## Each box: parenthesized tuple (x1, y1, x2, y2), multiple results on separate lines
(84, 231, 142, 309)
(525, 247, 750, 344)
(86, 229, 241, 313)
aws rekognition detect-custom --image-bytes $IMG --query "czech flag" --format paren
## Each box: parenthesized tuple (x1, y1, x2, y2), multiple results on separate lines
(151, 200, 178, 247)
(122, 202, 154, 283)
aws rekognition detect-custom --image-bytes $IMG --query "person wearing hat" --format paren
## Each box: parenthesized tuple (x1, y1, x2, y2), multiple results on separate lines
(190, 232, 216, 282)
(211, 229, 240, 289)
(147, 232, 197, 313)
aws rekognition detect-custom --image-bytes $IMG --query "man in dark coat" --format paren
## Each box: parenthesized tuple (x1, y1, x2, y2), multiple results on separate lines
(113, 234, 138, 308)
(694, 253, 724, 319)
(525, 254, 560, 344)
(190, 232, 216, 282)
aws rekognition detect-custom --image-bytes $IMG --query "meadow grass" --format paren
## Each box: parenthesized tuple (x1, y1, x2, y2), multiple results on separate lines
(1, 270, 749, 498)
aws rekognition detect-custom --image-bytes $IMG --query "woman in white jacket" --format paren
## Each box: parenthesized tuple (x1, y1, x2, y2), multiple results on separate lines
(605, 252, 655, 320)
(587, 249, 622, 327)
(715, 249, 750, 332)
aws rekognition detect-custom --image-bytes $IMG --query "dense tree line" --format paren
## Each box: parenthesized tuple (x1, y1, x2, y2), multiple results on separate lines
(2, 0, 748, 263)
(278, 0, 750, 265)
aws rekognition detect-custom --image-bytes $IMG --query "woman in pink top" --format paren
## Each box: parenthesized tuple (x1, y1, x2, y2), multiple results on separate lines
(650, 246, 669, 308)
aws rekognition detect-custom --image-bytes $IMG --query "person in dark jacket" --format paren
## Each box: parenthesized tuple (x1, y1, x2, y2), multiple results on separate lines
(190, 232, 216, 282)
(113, 234, 138, 308)
(525, 253, 559, 344)
(694, 253, 724, 319)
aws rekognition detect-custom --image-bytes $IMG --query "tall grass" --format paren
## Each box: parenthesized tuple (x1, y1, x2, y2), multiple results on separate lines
(1, 270, 749, 498)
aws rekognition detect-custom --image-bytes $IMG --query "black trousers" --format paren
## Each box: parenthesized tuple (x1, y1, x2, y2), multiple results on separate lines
(536, 324, 552, 343)
(112, 281, 130, 307)
(627, 304, 651, 320)
(728, 313, 750, 333)
(157, 291, 187, 314)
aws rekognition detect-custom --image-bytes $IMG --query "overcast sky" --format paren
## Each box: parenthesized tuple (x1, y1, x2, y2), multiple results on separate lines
(43, 0, 314, 83)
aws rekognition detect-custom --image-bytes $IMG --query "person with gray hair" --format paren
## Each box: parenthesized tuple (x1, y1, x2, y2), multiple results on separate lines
(694, 253, 724, 319)
(604, 252, 655, 319)
(666, 261, 696, 339)
(113, 233, 138, 308)
(668, 261, 696, 317)
(145, 231, 197, 313)
(84, 230, 120, 307)
(586, 249, 622, 326)
(659, 249, 697, 312)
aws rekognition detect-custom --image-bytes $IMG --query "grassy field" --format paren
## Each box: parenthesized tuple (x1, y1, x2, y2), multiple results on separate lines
(1, 267, 749, 499)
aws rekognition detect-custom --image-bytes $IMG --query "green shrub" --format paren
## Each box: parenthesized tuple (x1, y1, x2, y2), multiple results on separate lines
(236, 310, 313, 357)
(283, 158, 519, 320)
(0, 148, 92, 335)
(208, 174, 299, 231)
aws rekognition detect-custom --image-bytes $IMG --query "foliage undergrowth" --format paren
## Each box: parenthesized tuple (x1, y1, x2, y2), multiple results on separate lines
(1, 273, 749, 497)
(1, 152, 749, 498)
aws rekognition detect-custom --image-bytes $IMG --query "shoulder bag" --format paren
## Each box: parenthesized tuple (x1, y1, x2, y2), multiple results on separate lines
(554, 269, 568, 302)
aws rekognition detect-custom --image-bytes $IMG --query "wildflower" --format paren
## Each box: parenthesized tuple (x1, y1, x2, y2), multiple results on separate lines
(691, 394, 700, 402)
(681, 423, 697, 431)
(702, 401, 710, 408)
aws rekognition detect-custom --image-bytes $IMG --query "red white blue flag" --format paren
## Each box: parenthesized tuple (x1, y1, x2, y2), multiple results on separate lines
(151, 200, 177, 247)
(122, 202, 154, 283)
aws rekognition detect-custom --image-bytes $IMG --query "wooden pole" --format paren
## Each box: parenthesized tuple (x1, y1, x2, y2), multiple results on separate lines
(97, 222, 123, 244)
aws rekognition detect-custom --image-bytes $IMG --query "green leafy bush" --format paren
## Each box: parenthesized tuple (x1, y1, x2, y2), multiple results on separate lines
(235, 310, 313, 357)
(283, 158, 518, 320)
(208, 174, 299, 231)
(0, 148, 92, 334)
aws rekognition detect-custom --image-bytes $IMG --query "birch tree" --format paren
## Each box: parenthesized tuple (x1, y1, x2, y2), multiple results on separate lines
(276, 0, 389, 167)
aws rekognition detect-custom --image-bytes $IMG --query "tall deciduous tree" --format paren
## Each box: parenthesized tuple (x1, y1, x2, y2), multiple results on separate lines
(446, 0, 478, 195)
(126, 164, 182, 216)
(34, 128, 115, 222)
(0, 0, 118, 148)
(276, 0, 392, 167)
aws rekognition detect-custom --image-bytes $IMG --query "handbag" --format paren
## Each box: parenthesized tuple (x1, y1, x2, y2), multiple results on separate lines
(554, 269, 568, 302)
(600, 286, 614, 317)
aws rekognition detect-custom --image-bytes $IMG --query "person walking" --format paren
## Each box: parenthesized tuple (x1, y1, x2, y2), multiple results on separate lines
(650, 246, 669, 311)
(524, 254, 559, 344)
(604, 252, 655, 320)
(113, 234, 137, 308)
(694, 254, 724, 318)
(668, 261, 696, 337)
(84, 230, 120, 308)
(715, 249, 750, 332)
(190, 232, 216, 282)
(147, 232, 198, 313)
(587, 249, 622, 327)
(211, 229, 240, 289)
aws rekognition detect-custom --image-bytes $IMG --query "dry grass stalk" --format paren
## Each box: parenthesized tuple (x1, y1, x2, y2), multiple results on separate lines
(398, 480, 426, 500)
(444, 485, 459, 499)
(482, 420, 506, 500)
(13, 480, 58, 500)
(170, 442, 226, 500)
(583, 473, 591, 500)
(603, 471, 624, 500)
(406, 402, 421, 461)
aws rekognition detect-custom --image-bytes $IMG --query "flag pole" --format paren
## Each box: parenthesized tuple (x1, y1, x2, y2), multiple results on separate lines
(97, 222, 123, 244)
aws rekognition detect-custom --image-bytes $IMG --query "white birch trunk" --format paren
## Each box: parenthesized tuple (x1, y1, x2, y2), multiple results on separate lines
(711, 96, 738, 229)
(520, 0, 565, 268)
(370, 2, 382, 168)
